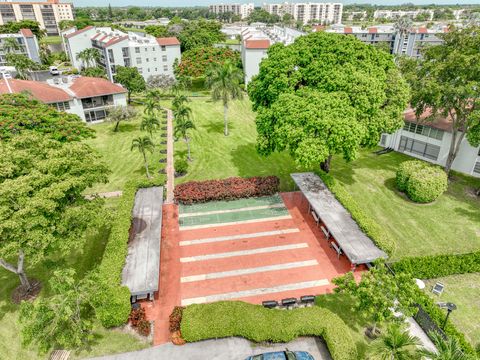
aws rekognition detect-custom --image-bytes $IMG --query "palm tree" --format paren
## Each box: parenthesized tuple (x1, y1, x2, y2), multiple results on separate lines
(172, 94, 189, 110)
(368, 323, 421, 360)
(140, 115, 160, 140)
(131, 136, 155, 178)
(2, 37, 22, 54)
(394, 17, 413, 56)
(76, 48, 100, 69)
(206, 60, 244, 136)
(174, 105, 195, 162)
(143, 89, 162, 116)
(419, 331, 471, 360)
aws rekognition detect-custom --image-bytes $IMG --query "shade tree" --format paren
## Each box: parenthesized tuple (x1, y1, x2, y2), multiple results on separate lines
(105, 105, 138, 132)
(114, 66, 146, 103)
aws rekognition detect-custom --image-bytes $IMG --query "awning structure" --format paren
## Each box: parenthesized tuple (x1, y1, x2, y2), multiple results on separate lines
(291, 172, 387, 265)
(122, 187, 163, 301)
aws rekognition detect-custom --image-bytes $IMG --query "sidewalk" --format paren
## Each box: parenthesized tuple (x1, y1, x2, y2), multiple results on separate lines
(164, 108, 174, 204)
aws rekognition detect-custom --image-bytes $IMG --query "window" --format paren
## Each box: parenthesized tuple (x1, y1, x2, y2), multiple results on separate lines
(146, 58, 149, 62)
(153, 47, 156, 51)
(403, 122, 444, 141)
(147, 68, 150, 72)
(84, 109, 107, 123)
(55, 101, 70, 111)
(162, 55, 168, 62)
(138, 67, 143, 73)
(153, 57, 157, 62)
(135, 47, 140, 53)
(398, 136, 441, 160)
(474, 162, 480, 174)
(163, 65, 168, 71)
(136, 57, 142, 64)
(155, 68, 158, 72)
(161, 45, 166, 51)
(380, 134, 387, 146)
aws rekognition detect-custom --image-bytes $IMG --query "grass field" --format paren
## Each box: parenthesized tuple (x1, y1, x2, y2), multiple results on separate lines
(40, 35, 62, 45)
(425, 273, 480, 349)
(330, 151, 480, 259)
(84, 111, 167, 194)
(173, 98, 307, 191)
(0, 198, 148, 359)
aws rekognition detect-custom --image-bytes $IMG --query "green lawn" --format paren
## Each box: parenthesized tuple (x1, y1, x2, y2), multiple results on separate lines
(40, 35, 62, 45)
(0, 198, 149, 359)
(330, 151, 480, 259)
(84, 111, 167, 194)
(424, 273, 480, 349)
(174, 98, 306, 191)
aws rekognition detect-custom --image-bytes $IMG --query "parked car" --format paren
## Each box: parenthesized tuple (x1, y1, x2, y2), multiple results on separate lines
(49, 66, 60, 75)
(245, 350, 314, 360)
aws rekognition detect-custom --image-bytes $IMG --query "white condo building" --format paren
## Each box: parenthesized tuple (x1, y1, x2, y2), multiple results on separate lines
(263, 2, 343, 25)
(62, 26, 181, 82)
(0, 0, 73, 36)
(374, 9, 434, 21)
(209, 3, 254, 19)
(0, 28, 40, 66)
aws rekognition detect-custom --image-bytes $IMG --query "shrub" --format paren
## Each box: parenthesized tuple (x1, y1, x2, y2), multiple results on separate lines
(174, 176, 280, 204)
(181, 301, 356, 360)
(315, 170, 396, 256)
(129, 307, 146, 328)
(174, 47, 242, 78)
(175, 158, 189, 176)
(169, 306, 185, 332)
(396, 160, 448, 203)
(93, 177, 166, 327)
(137, 320, 151, 337)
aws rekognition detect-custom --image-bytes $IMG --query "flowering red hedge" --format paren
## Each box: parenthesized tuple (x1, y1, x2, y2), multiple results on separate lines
(174, 47, 241, 78)
(175, 176, 280, 204)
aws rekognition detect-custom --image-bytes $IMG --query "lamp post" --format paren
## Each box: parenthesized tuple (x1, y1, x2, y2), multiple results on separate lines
(442, 302, 457, 330)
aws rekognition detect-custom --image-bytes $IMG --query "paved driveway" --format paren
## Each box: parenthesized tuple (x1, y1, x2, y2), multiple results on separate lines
(90, 337, 332, 360)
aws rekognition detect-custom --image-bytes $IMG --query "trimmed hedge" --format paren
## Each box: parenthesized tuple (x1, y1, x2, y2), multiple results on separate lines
(181, 301, 357, 360)
(174, 176, 280, 204)
(93, 177, 166, 328)
(396, 160, 448, 203)
(315, 170, 396, 256)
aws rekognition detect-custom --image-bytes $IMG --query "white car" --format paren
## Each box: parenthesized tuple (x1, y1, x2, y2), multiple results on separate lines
(49, 66, 60, 76)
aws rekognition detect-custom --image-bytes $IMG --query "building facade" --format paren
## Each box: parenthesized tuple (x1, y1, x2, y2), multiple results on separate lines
(0, 28, 40, 66)
(0, 0, 73, 36)
(62, 26, 181, 82)
(373, 9, 434, 21)
(263, 2, 343, 25)
(0, 75, 128, 123)
(381, 110, 480, 178)
(209, 3, 254, 19)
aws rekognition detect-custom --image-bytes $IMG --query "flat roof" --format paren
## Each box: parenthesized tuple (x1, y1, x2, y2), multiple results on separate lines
(291, 173, 387, 265)
(122, 187, 163, 297)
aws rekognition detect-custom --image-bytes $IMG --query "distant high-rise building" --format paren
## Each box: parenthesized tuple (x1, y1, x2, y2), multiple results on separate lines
(263, 2, 343, 25)
(209, 3, 255, 20)
(0, 0, 74, 36)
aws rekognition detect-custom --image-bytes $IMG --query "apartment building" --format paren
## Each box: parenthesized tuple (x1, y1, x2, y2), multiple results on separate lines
(373, 9, 434, 21)
(209, 3, 254, 20)
(0, 28, 40, 66)
(0, 0, 73, 36)
(263, 2, 343, 25)
(380, 109, 480, 178)
(62, 26, 181, 82)
(0, 75, 127, 122)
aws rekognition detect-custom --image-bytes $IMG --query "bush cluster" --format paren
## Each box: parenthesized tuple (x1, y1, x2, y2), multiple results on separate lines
(181, 301, 357, 360)
(315, 170, 396, 256)
(391, 252, 480, 282)
(169, 306, 185, 332)
(174, 176, 280, 204)
(174, 47, 241, 78)
(175, 158, 189, 176)
(128, 307, 151, 337)
(93, 177, 166, 328)
(396, 160, 448, 203)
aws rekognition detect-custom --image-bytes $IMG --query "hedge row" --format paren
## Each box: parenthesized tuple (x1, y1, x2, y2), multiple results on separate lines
(391, 252, 480, 279)
(93, 177, 165, 328)
(315, 170, 396, 256)
(181, 301, 357, 360)
(174, 176, 280, 204)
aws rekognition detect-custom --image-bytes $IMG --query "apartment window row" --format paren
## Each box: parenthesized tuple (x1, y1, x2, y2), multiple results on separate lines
(85, 109, 107, 123)
(403, 122, 444, 141)
(474, 161, 480, 175)
(137, 65, 169, 73)
(54, 101, 70, 111)
(398, 136, 441, 161)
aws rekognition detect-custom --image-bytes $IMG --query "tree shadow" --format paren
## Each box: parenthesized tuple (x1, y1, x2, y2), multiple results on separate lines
(202, 120, 235, 135)
(115, 122, 138, 133)
(453, 206, 480, 224)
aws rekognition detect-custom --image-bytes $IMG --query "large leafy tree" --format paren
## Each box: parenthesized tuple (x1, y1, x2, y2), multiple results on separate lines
(114, 66, 146, 104)
(400, 26, 480, 174)
(177, 19, 225, 52)
(0, 20, 45, 39)
(0, 133, 109, 293)
(248, 32, 410, 172)
(206, 60, 244, 136)
(105, 105, 138, 132)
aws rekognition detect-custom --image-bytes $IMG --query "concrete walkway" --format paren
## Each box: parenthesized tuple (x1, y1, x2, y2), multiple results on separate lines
(89, 337, 332, 360)
(85, 191, 123, 200)
(164, 108, 175, 204)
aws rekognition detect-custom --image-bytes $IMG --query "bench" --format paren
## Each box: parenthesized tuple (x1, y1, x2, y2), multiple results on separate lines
(262, 300, 279, 309)
(320, 225, 330, 240)
(311, 210, 320, 226)
(330, 242, 342, 259)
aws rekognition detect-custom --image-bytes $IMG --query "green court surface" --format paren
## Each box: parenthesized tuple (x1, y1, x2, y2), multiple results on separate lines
(179, 194, 284, 214)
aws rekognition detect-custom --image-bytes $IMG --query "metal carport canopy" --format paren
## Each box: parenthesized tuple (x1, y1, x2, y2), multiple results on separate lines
(291, 172, 387, 265)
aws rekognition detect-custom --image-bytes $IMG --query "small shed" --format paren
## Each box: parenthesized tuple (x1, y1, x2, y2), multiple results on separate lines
(122, 187, 163, 302)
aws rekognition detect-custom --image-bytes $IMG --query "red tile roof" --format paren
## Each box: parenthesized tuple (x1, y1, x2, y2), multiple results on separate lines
(368, 27, 378, 34)
(245, 39, 270, 49)
(103, 35, 128, 48)
(404, 108, 453, 132)
(344, 27, 353, 34)
(69, 77, 126, 99)
(418, 27, 428, 34)
(156, 37, 180, 46)
(0, 79, 71, 103)
(65, 25, 94, 39)
(20, 28, 34, 38)
(313, 25, 325, 32)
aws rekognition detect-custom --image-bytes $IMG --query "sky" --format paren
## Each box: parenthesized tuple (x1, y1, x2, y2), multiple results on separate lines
(71, 0, 480, 7)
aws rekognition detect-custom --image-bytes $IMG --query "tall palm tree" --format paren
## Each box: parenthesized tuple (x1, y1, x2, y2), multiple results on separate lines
(173, 103, 192, 122)
(394, 17, 413, 56)
(76, 48, 100, 69)
(2, 37, 22, 54)
(131, 136, 155, 178)
(143, 89, 162, 116)
(368, 323, 421, 360)
(172, 94, 189, 110)
(140, 115, 160, 140)
(419, 331, 471, 360)
(174, 107, 195, 162)
(206, 60, 244, 136)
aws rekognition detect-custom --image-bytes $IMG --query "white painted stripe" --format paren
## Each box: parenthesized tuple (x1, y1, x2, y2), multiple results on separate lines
(180, 215, 292, 231)
(181, 279, 329, 306)
(180, 228, 300, 246)
(179, 203, 286, 218)
(180, 243, 308, 263)
(181, 260, 319, 283)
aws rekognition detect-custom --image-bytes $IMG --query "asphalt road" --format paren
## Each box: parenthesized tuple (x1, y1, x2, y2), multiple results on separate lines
(90, 337, 332, 360)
